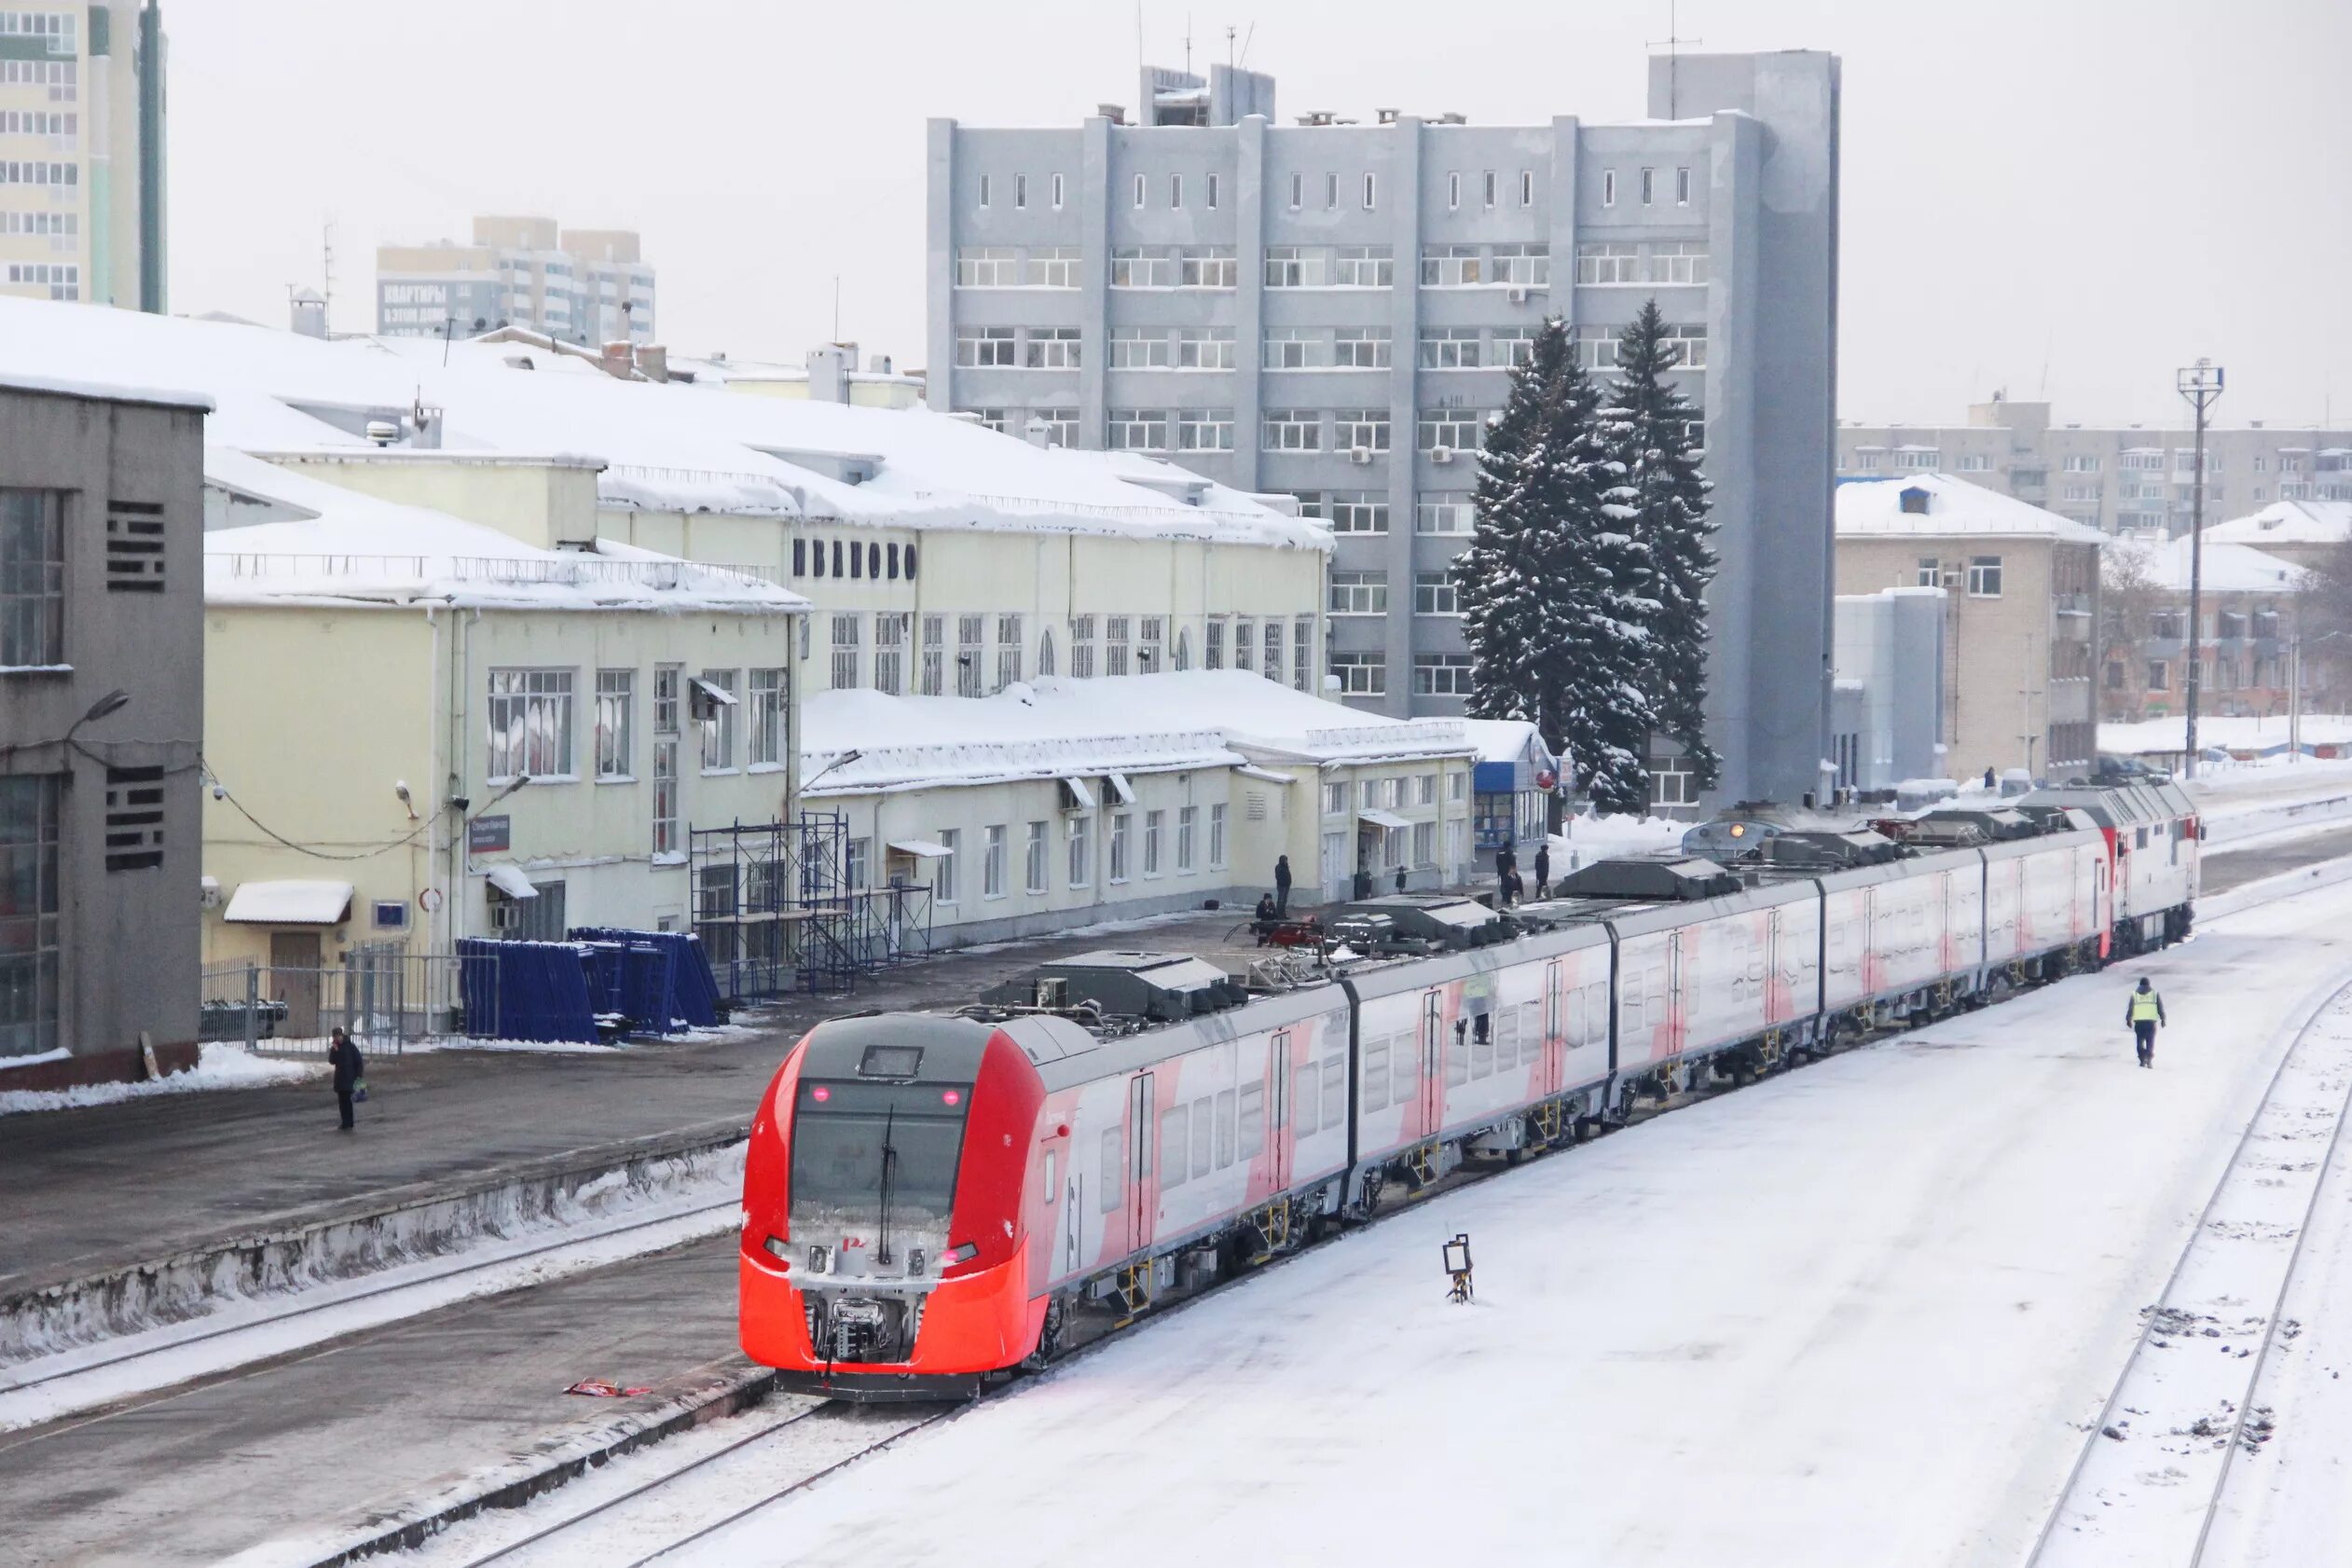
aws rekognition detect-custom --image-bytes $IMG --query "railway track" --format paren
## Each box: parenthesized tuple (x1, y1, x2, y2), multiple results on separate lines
(2027, 973, 2352, 1567)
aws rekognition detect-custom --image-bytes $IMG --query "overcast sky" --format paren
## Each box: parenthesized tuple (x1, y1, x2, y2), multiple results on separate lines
(172, 0, 2346, 428)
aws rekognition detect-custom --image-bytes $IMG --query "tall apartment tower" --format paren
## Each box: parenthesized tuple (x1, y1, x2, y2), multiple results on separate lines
(376, 216, 656, 348)
(928, 51, 1840, 806)
(0, 1, 168, 310)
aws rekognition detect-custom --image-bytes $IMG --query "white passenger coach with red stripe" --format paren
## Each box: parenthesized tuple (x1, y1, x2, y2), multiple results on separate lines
(741, 783, 2199, 1397)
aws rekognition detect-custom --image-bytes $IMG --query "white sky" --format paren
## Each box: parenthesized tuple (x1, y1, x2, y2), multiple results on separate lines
(170, 0, 2348, 428)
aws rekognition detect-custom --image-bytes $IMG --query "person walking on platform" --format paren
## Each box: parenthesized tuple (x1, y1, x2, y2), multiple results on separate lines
(1273, 854, 1293, 918)
(1534, 842, 1553, 900)
(2125, 978, 2166, 1068)
(328, 1026, 364, 1129)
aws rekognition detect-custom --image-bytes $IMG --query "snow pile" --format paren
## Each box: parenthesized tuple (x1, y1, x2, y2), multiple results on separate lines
(1550, 811, 1688, 870)
(0, 1042, 320, 1118)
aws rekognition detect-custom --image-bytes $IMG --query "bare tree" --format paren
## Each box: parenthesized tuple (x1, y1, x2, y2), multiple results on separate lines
(2099, 540, 2163, 722)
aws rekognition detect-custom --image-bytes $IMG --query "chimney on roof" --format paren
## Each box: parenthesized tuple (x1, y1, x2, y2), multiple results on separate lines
(1024, 414, 1057, 450)
(289, 287, 327, 339)
(806, 343, 853, 405)
(1099, 103, 1127, 124)
(637, 345, 668, 383)
(600, 340, 634, 380)
(1375, 107, 1399, 125)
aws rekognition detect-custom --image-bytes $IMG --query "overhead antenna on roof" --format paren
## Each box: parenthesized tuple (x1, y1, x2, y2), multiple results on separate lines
(322, 217, 337, 328)
(1646, 0, 1702, 119)
(1183, 12, 1191, 73)
(1225, 23, 1235, 65)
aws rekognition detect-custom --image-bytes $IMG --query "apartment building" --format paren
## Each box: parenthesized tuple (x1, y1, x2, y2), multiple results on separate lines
(377, 215, 656, 347)
(2099, 532, 2306, 724)
(1835, 475, 2101, 782)
(0, 1, 166, 310)
(925, 49, 1842, 806)
(1839, 396, 2352, 538)
(1, 371, 204, 1085)
(2202, 499, 2352, 574)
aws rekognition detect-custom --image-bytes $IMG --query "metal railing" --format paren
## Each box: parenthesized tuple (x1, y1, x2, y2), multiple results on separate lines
(199, 949, 498, 1057)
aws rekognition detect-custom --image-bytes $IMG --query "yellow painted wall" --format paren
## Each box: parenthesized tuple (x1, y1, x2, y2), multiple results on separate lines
(264, 455, 604, 551)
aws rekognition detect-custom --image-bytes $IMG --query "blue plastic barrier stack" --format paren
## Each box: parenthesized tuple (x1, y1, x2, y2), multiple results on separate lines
(568, 928, 723, 1030)
(456, 937, 600, 1043)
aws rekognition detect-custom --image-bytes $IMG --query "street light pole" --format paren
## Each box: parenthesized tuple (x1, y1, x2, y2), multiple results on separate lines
(2178, 359, 2225, 777)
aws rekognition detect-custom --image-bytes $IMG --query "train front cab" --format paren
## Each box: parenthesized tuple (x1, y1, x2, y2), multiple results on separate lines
(739, 1014, 1047, 1400)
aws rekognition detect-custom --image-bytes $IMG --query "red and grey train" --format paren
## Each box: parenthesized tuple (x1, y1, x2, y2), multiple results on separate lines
(739, 781, 2201, 1398)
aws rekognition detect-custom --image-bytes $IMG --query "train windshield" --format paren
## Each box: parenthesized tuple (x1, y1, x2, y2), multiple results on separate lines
(790, 1079, 969, 1224)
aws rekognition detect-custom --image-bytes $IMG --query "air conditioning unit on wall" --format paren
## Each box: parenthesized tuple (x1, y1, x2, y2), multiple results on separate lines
(1430, 447, 1455, 465)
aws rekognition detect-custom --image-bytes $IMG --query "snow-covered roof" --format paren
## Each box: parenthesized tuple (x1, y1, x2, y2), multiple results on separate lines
(222, 879, 353, 925)
(2108, 534, 2304, 594)
(1458, 718, 1555, 767)
(2204, 500, 2352, 548)
(800, 671, 1473, 795)
(0, 367, 213, 412)
(0, 298, 1326, 552)
(1835, 475, 2107, 544)
(203, 447, 806, 614)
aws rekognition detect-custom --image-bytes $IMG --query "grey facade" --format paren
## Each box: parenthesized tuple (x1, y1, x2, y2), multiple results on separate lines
(928, 50, 1839, 806)
(1831, 586, 1946, 790)
(0, 376, 205, 1066)
(1839, 397, 2352, 538)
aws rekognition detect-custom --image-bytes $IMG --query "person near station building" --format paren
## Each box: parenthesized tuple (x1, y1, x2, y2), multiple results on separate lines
(2125, 978, 2166, 1068)
(328, 1026, 364, 1130)
(1534, 842, 1552, 900)
(1495, 842, 1519, 907)
(1273, 853, 1293, 918)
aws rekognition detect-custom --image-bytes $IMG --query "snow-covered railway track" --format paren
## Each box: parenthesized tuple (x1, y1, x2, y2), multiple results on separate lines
(2027, 976, 2352, 1566)
(0, 1194, 742, 1432)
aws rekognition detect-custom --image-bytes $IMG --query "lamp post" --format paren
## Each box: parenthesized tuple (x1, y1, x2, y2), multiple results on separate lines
(2178, 359, 2225, 777)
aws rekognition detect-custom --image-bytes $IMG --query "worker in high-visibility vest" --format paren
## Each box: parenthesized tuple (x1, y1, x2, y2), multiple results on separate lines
(2125, 978, 2166, 1068)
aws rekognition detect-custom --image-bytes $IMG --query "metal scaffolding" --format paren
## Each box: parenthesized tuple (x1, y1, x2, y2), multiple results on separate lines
(689, 814, 935, 999)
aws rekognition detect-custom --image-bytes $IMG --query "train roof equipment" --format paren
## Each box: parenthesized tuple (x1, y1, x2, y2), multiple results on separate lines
(1550, 856, 1747, 901)
(1753, 828, 1910, 870)
(974, 949, 1251, 1024)
(1323, 893, 1522, 955)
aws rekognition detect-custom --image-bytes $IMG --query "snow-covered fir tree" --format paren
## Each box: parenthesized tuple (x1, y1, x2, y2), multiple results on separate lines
(1451, 317, 1658, 814)
(1602, 298, 1721, 792)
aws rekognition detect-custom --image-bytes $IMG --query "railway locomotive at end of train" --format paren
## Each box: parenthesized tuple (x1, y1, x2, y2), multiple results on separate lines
(738, 780, 2203, 1400)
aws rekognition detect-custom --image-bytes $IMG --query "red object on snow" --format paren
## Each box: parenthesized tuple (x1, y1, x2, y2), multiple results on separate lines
(565, 1379, 653, 1398)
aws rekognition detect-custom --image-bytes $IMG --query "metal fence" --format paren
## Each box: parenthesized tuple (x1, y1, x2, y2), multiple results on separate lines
(199, 948, 497, 1057)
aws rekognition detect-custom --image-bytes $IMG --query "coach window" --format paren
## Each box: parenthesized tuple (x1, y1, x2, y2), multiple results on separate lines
(1362, 1038, 1389, 1112)
(1159, 1104, 1188, 1188)
(1099, 1128, 1123, 1212)
(1292, 1062, 1318, 1136)
(1190, 1099, 1213, 1176)
(1237, 1080, 1265, 1152)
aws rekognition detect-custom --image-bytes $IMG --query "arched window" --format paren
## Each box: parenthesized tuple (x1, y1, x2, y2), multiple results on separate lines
(904, 543, 918, 580)
(1038, 628, 1057, 677)
(867, 542, 881, 578)
(1174, 627, 1192, 671)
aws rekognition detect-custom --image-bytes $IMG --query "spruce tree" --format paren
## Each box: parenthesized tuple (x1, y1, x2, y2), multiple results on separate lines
(1603, 298, 1722, 791)
(1452, 318, 1658, 815)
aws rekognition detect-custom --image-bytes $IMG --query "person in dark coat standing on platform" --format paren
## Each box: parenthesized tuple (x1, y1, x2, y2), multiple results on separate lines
(1273, 854, 1293, 918)
(328, 1026, 363, 1130)
(1395, 863, 1408, 894)
(1534, 842, 1552, 900)
(1495, 843, 1518, 907)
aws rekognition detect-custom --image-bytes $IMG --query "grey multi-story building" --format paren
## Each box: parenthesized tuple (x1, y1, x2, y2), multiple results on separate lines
(1839, 396, 2352, 538)
(377, 215, 655, 348)
(1, 369, 205, 1084)
(928, 49, 1841, 807)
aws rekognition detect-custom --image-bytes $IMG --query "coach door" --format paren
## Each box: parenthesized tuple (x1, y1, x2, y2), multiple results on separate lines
(1269, 1031, 1294, 1191)
(1128, 1074, 1156, 1251)
(1421, 989, 1447, 1137)
(1543, 960, 1566, 1095)
(1665, 931, 1688, 1061)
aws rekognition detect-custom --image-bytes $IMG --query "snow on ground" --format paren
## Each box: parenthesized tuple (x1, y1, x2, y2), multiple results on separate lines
(0, 1042, 321, 1117)
(668, 879, 2352, 1568)
(2104, 715, 2352, 757)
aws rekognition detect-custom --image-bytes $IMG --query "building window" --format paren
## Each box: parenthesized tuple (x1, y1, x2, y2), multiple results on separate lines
(1143, 809, 1164, 876)
(1069, 614, 1095, 680)
(0, 774, 60, 1057)
(1263, 326, 1314, 370)
(954, 248, 1019, 288)
(1521, 170, 1536, 206)
(1653, 759, 1696, 808)
(919, 614, 945, 696)
(1234, 617, 1256, 676)
(1896, 448, 1941, 471)
(977, 174, 990, 209)
(1959, 454, 1993, 473)
(955, 326, 1016, 366)
(1334, 409, 1390, 452)
(1175, 805, 1198, 873)
(697, 668, 738, 770)
(1025, 327, 1080, 369)
(1178, 410, 1234, 452)
(1293, 620, 1313, 691)
(1110, 326, 1172, 369)
(1025, 820, 1048, 894)
(1329, 571, 1388, 615)
(2064, 455, 2103, 474)
(1419, 244, 1481, 287)
(1068, 815, 1092, 887)
(1133, 172, 1146, 208)
(1675, 166, 1691, 205)
(1107, 408, 1172, 451)
(1289, 172, 1302, 209)
(1111, 247, 1176, 288)
(1204, 618, 1226, 670)
(0, 488, 63, 667)
(1027, 246, 1080, 287)
(488, 669, 574, 780)
(846, 837, 870, 890)
(996, 613, 1025, 691)
(2148, 662, 2170, 692)
(1030, 406, 1081, 446)
(1968, 557, 2003, 598)
(1262, 409, 1322, 452)
(1327, 172, 1340, 208)
(1414, 653, 1474, 696)
(1363, 172, 1377, 209)
(1576, 241, 1642, 285)
(595, 670, 635, 780)
(873, 613, 907, 695)
(1602, 170, 1616, 206)
(1448, 172, 1461, 210)
(1013, 173, 1026, 209)
(1915, 557, 1940, 588)
(1646, 241, 1709, 285)
(1170, 172, 1183, 208)
(983, 825, 1007, 899)
(1327, 493, 1388, 533)
(1418, 407, 1487, 453)
(1264, 245, 1326, 288)
(1414, 572, 1460, 615)
(749, 667, 788, 766)
(934, 829, 959, 902)
(1420, 328, 1481, 370)
(1416, 496, 1474, 534)
(1176, 326, 1235, 369)
(1209, 803, 1228, 869)
(1334, 326, 1391, 368)
(1491, 328, 1535, 368)
(1038, 627, 1057, 677)
(1206, 172, 1218, 209)
(1052, 172, 1065, 209)
(1105, 615, 1132, 677)
(831, 613, 861, 690)
(1639, 167, 1656, 205)
(1490, 243, 1548, 286)
(1331, 652, 1385, 695)
(1332, 245, 1393, 287)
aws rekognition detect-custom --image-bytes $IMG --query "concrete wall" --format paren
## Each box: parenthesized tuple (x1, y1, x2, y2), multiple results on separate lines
(928, 49, 1839, 808)
(0, 383, 204, 1058)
